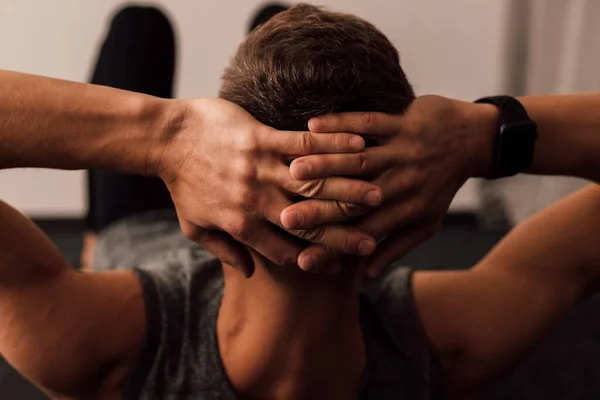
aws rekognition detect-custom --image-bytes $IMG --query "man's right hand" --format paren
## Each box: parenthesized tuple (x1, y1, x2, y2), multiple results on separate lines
(153, 98, 382, 276)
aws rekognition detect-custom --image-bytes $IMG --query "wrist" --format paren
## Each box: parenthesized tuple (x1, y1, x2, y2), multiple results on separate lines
(143, 98, 189, 180)
(86, 93, 175, 177)
(469, 102, 499, 178)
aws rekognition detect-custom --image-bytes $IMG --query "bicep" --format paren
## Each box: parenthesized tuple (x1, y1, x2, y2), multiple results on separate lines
(1, 269, 146, 398)
(0, 201, 145, 397)
(413, 263, 584, 396)
(413, 186, 600, 395)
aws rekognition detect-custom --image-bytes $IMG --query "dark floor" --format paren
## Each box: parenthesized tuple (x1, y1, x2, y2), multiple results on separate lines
(1, 221, 599, 399)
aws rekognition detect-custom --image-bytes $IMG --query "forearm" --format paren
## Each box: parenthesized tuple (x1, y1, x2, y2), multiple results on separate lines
(475, 93, 600, 182)
(0, 70, 171, 175)
(522, 93, 600, 181)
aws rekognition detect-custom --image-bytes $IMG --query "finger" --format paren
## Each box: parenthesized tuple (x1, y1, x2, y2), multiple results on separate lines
(231, 219, 305, 267)
(281, 199, 370, 230)
(257, 190, 376, 257)
(308, 112, 400, 136)
(289, 224, 376, 258)
(186, 227, 254, 278)
(263, 162, 382, 206)
(289, 147, 390, 180)
(292, 177, 382, 205)
(297, 244, 341, 273)
(367, 225, 436, 277)
(267, 168, 382, 207)
(261, 130, 365, 155)
(357, 199, 422, 239)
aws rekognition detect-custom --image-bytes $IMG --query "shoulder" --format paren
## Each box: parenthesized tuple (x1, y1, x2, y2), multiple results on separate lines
(122, 246, 228, 399)
(361, 265, 418, 325)
(360, 265, 443, 395)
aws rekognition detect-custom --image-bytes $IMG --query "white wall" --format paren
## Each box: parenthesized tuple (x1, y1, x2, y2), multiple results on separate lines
(488, 0, 600, 224)
(0, 0, 511, 217)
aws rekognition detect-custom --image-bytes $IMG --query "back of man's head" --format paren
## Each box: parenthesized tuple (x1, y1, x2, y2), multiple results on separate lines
(220, 3, 414, 131)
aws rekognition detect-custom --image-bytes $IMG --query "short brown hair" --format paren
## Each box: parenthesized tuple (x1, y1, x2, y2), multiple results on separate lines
(220, 4, 414, 131)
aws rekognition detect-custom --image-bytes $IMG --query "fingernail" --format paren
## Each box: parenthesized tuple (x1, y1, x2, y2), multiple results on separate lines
(350, 136, 365, 151)
(300, 254, 316, 271)
(282, 210, 304, 229)
(365, 190, 381, 206)
(293, 160, 312, 178)
(358, 239, 376, 256)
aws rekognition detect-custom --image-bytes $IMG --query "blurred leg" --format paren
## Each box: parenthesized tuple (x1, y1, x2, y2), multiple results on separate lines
(83, 6, 176, 269)
(85, 5, 176, 234)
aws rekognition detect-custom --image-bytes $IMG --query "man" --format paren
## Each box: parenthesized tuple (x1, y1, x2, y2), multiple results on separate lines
(0, 4, 598, 400)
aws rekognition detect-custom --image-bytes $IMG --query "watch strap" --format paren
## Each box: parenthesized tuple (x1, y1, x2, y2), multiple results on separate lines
(474, 95, 538, 179)
(475, 95, 531, 124)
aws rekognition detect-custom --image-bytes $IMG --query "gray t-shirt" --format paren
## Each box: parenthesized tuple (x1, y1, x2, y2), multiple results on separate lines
(94, 211, 442, 399)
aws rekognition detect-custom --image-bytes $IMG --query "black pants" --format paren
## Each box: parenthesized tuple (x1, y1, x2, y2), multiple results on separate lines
(85, 6, 176, 232)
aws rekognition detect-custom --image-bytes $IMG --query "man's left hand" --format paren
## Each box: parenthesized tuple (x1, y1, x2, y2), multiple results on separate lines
(280, 96, 495, 276)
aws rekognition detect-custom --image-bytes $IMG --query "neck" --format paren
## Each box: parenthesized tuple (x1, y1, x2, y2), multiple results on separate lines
(217, 252, 366, 400)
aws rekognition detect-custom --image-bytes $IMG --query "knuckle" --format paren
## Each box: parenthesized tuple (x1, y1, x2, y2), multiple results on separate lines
(362, 112, 374, 128)
(402, 168, 424, 191)
(227, 216, 254, 242)
(338, 234, 354, 254)
(299, 131, 314, 153)
(357, 152, 368, 174)
(236, 158, 257, 182)
(409, 201, 427, 219)
(409, 142, 426, 160)
(336, 201, 363, 219)
(296, 179, 326, 198)
(237, 127, 261, 153)
(295, 228, 326, 243)
(328, 134, 342, 151)
(409, 166, 424, 181)
(237, 186, 257, 212)
(405, 114, 424, 136)
(336, 133, 351, 150)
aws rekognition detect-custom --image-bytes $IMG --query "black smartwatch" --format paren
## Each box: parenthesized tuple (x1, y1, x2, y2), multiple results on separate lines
(474, 95, 538, 179)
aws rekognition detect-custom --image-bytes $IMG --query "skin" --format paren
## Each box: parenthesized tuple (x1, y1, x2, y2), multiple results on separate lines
(0, 71, 380, 276)
(0, 70, 372, 397)
(1, 70, 600, 399)
(2, 184, 600, 399)
(218, 253, 367, 399)
(286, 93, 600, 274)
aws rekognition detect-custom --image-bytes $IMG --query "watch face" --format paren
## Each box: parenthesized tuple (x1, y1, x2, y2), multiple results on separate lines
(498, 121, 538, 172)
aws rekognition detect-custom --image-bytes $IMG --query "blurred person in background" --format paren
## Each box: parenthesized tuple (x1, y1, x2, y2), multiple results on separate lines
(81, 5, 177, 270)
(81, 3, 293, 270)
